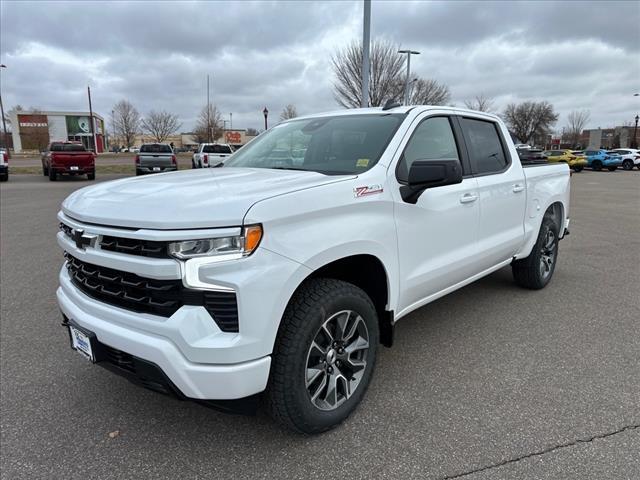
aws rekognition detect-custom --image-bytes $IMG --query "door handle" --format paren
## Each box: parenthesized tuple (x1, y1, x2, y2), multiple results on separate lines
(459, 193, 478, 204)
(513, 184, 525, 193)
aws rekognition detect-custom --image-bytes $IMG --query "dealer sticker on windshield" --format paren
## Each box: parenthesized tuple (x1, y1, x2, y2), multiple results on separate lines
(354, 184, 383, 198)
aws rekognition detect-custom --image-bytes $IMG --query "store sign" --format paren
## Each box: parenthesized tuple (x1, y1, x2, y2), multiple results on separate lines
(18, 114, 48, 128)
(66, 116, 93, 136)
(225, 131, 242, 143)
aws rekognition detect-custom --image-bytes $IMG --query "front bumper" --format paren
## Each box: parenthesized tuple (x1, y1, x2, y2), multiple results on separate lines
(57, 278, 271, 400)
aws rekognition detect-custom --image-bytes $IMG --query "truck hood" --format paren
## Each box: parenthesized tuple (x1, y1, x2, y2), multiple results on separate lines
(62, 168, 353, 229)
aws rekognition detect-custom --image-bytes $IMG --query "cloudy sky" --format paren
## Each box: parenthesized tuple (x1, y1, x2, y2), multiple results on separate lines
(1, 0, 638, 133)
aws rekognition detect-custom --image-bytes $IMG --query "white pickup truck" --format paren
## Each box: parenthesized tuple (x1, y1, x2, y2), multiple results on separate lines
(56, 106, 570, 434)
(192, 143, 234, 168)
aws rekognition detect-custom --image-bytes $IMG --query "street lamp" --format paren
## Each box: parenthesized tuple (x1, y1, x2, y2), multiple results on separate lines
(633, 115, 639, 149)
(263, 107, 269, 131)
(398, 49, 420, 105)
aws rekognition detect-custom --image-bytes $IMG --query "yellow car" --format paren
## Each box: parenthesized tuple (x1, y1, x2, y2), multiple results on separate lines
(543, 150, 588, 172)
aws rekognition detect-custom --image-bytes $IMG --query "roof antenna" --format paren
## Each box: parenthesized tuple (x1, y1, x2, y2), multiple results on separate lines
(382, 99, 401, 111)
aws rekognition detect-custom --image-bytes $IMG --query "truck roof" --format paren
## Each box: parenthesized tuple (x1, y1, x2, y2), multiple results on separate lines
(289, 105, 501, 123)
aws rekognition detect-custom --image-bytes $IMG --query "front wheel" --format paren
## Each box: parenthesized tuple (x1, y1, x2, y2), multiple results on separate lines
(87, 172, 95, 180)
(266, 278, 379, 434)
(607, 166, 617, 171)
(512, 216, 559, 290)
(48, 168, 57, 181)
(622, 160, 633, 171)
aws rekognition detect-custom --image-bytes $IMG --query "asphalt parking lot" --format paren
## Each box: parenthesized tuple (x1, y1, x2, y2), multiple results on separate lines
(1, 171, 639, 480)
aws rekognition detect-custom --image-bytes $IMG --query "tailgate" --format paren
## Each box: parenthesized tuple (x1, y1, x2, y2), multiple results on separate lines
(53, 153, 94, 166)
(139, 154, 173, 167)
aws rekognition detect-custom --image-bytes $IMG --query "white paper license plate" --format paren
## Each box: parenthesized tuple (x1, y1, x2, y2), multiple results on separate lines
(70, 166, 79, 171)
(153, 167, 161, 171)
(69, 326, 94, 361)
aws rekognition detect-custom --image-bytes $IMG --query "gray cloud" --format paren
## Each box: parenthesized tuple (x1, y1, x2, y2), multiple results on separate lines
(1, 0, 638, 133)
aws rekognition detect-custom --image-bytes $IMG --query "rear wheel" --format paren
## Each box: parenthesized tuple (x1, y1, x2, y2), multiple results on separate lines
(512, 216, 559, 290)
(266, 278, 379, 434)
(622, 159, 633, 170)
(572, 165, 583, 172)
(591, 161, 602, 171)
(48, 168, 57, 181)
(607, 166, 617, 171)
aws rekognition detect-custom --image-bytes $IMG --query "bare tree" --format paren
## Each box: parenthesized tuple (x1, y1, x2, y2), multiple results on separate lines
(502, 101, 558, 145)
(140, 110, 182, 143)
(332, 39, 406, 108)
(112, 100, 140, 147)
(194, 104, 223, 144)
(280, 104, 298, 121)
(564, 110, 590, 148)
(245, 127, 259, 136)
(464, 94, 495, 113)
(409, 78, 451, 106)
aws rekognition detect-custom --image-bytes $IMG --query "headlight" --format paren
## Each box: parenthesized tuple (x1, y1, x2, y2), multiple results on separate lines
(168, 225, 262, 259)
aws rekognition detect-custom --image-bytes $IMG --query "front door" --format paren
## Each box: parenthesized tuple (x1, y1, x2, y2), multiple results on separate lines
(391, 114, 481, 316)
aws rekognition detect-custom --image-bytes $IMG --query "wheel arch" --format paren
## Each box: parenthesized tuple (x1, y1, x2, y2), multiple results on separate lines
(289, 254, 395, 348)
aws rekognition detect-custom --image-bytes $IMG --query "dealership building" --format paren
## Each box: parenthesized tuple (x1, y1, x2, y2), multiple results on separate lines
(10, 110, 106, 153)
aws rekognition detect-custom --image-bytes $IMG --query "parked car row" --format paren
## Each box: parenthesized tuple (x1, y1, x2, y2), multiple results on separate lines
(516, 147, 640, 172)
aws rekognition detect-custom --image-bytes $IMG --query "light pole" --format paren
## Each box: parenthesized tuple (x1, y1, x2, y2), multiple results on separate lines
(229, 112, 233, 130)
(0, 64, 8, 151)
(361, 0, 371, 108)
(398, 49, 420, 105)
(263, 107, 269, 131)
(633, 115, 639, 149)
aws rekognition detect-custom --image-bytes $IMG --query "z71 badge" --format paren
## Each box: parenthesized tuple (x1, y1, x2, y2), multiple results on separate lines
(354, 185, 384, 198)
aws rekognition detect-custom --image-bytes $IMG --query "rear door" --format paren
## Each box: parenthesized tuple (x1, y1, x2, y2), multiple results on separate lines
(391, 113, 480, 314)
(458, 116, 526, 269)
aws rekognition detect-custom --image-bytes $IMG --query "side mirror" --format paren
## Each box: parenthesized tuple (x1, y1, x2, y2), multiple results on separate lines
(401, 159, 463, 203)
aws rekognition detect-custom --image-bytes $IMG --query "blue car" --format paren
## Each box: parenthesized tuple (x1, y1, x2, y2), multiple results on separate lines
(584, 149, 623, 171)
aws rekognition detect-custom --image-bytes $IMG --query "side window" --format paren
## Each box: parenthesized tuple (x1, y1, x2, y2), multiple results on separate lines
(460, 118, 508, 175)
(397, 116, 459, 182)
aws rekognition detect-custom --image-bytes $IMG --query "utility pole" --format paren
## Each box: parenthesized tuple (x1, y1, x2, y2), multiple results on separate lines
(1, 64, 8, 152)
(229, 112, 233, 130)
(361, 0, 371, 108)
(398, 49, 420, 105)
(87, 85, 97, 152)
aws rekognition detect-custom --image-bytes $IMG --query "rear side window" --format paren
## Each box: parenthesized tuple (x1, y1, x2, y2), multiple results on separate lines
(460, 118, 508, 175)
(397, 117, 460, 182)
(140, 144, 172, 153)
(203, 145, 233, 154)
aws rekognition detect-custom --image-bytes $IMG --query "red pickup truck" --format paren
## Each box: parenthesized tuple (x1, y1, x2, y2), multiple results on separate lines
(42, 142, 96, 181)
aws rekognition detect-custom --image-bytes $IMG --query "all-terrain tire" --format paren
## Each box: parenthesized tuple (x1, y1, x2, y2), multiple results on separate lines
(512, 216, 559, 290)
(266, 278, 379, 434)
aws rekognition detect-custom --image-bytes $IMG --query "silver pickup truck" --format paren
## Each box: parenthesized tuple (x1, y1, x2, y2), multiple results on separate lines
(135, 143, 177, 175)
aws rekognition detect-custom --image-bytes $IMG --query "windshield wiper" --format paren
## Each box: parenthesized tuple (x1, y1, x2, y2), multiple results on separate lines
(269, 166, 310, 171)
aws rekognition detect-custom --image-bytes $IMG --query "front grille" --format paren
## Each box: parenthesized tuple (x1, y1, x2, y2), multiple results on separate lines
(60, 222, 73, 239)
(101, 235, 167, 258)
(64, 254, 239, 331)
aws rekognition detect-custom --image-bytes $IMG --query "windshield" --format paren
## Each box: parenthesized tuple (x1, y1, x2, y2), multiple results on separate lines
(50, 143, 86, 152)
(224, 114, 405, 174)
(140, 144, 172, 153)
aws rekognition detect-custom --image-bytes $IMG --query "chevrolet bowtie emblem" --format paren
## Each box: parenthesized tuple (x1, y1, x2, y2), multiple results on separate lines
(72, 229, 97, 250)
